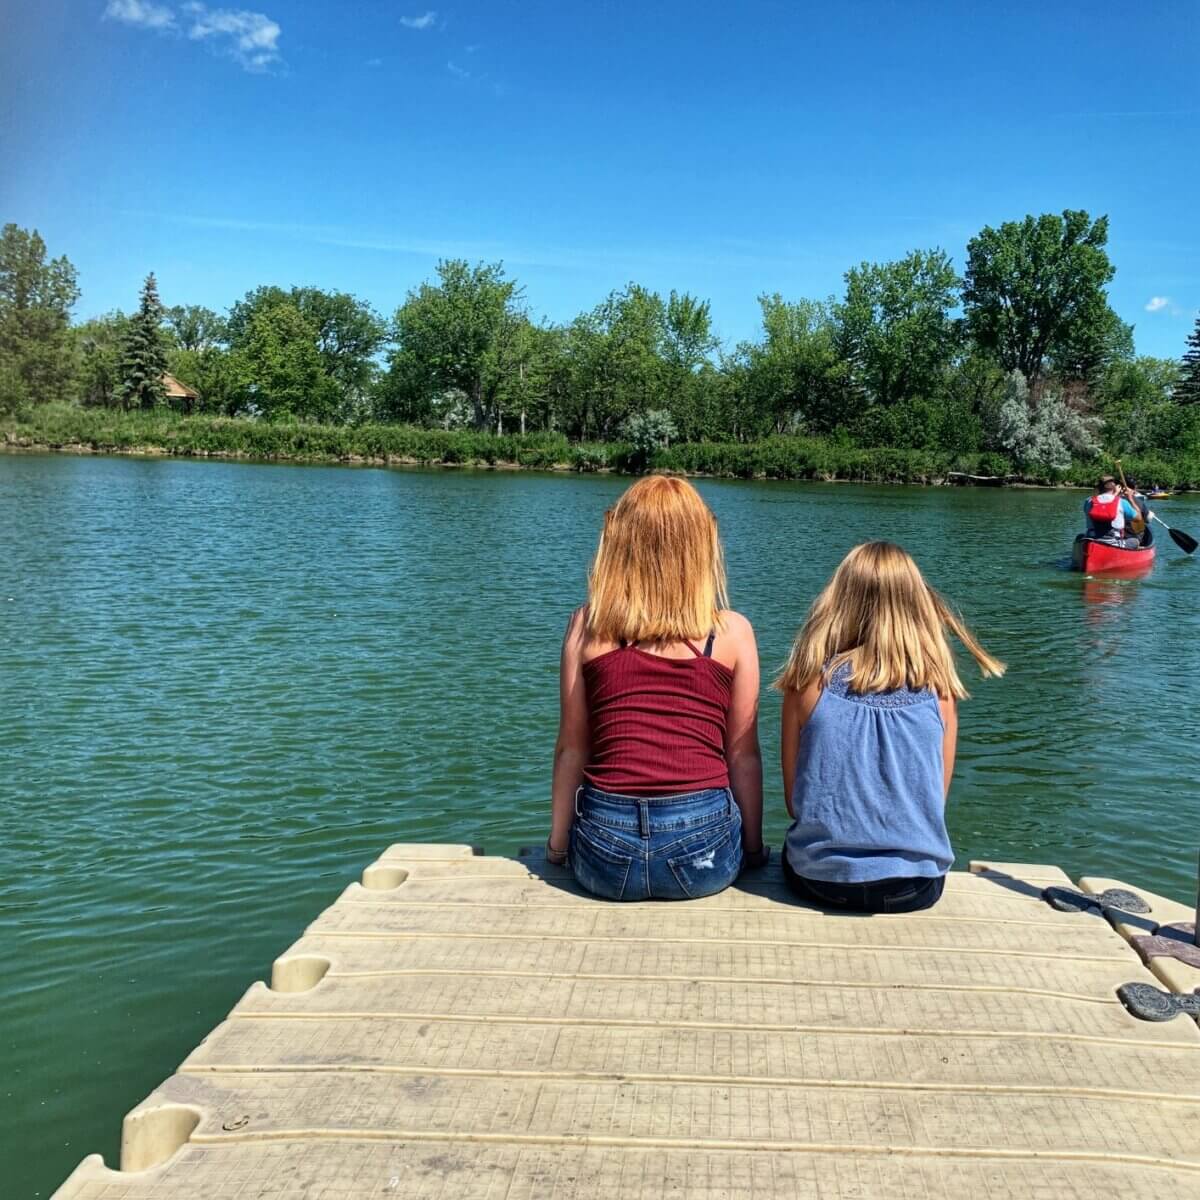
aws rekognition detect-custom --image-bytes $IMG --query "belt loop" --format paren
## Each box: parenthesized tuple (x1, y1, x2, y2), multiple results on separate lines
(638, 801, 650, 839)
(574, 785, 584, 819)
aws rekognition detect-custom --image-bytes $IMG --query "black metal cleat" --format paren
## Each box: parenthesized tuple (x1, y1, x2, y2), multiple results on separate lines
(1096, 887, 1152, 914)
(1042, 885, 1151, 914)
(1118, 982, 1200, 1022)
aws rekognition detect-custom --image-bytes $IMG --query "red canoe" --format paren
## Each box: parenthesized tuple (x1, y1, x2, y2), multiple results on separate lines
(1071, 535, 1156, 575)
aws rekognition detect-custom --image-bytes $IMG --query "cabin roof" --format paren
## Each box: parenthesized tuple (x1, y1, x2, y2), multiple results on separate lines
(162, 372, 199, 400)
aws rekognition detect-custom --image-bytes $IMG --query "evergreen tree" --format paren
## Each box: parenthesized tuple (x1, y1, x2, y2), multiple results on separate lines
(118, 273, 168, 409)
(1178, 315, 1200, 405)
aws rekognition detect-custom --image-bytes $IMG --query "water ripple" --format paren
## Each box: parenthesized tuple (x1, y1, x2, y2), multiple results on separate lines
(1, 455, 1198, 1197)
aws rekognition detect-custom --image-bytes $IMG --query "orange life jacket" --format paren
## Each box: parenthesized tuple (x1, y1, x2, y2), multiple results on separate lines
(1087, 491, 1130, 539)
(1088, 493, 1121, 523)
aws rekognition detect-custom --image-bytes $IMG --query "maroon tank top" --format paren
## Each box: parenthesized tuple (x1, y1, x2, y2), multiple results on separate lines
(582, 635, 733, 796)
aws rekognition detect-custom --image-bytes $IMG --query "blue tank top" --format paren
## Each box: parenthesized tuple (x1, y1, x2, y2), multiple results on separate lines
(785, 661, 952, 883)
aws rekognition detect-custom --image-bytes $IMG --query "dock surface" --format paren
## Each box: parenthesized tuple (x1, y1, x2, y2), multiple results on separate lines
(55, 846, 1200, 1197)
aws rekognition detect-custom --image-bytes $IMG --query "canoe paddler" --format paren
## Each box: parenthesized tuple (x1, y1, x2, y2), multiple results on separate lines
(1083, 475, 1140, 548)
(1122, 475, 1153, 546)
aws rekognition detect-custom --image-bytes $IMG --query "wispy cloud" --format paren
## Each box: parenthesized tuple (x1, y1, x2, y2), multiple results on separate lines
(104, 0, 177, 30)
(103, 1, 282, 72)
(185, 4, 282, 71)
(1145, 296, 1171, 313)
(446, 59, 470, 79)
(131, 210, 813, 276)
(400, 10, 437, 30)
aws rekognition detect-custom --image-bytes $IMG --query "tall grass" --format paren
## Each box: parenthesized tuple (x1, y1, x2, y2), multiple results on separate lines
(6, 405, 1199, 488)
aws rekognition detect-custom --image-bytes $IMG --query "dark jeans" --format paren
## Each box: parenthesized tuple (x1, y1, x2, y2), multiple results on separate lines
(782, 846, 945, 913)
(570, 785, 742, 901)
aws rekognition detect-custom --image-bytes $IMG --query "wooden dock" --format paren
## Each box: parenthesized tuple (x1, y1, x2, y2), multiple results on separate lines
(54, 846, 1200, 1198)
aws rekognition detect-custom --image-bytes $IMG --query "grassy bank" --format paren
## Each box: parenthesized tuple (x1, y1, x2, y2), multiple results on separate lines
(4, 405, 1198, 488)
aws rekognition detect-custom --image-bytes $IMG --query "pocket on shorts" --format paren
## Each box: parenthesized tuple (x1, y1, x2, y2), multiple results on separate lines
(666, 822, 741, 899)
(570, 822, 635, 901)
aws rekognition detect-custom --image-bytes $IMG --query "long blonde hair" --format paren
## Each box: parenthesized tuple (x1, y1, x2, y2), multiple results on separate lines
(774, 541, 1004, 700)
(586, 475, 728, 644)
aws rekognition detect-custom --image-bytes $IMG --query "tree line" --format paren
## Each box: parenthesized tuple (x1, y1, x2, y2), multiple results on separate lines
(2, 214, 1199, 473)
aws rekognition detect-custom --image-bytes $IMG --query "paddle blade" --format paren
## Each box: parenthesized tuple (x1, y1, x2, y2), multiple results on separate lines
(1169, 525, 1199, 554)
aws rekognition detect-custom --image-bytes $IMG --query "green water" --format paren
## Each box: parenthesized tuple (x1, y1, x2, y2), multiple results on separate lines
(2, 452, 1198, 1196)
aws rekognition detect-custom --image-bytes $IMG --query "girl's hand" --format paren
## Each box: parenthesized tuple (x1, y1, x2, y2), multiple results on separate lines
(545, 838, 569, 866)
(742, 844, 770, 870)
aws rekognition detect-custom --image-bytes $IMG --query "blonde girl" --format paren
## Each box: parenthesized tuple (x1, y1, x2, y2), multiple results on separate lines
(776, 541, 1004, 913)
(549, 476, 766, 900)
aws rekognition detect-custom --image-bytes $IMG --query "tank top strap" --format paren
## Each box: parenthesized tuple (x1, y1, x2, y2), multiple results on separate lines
(682, 631, 716, 658)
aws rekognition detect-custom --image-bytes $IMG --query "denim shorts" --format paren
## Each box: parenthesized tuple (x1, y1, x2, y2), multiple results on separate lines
(569, 784, 743, 901)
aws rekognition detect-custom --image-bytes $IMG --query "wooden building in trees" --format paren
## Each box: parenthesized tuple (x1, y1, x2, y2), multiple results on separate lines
(162, 372, 199, 412)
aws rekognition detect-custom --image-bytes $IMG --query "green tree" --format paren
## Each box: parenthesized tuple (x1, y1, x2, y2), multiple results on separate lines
(385, 260, 524, 431)
(733, 295, 847, 437)
(167, 345, 238, 414)
(1178, 314, 1200, 405)
(490, 318, 563, 435)
(661, 292, 721, 439)
(838, 249, 960, 410)
(963, 210, 1115, 387)
(1099, 357, 1186, 452)
(0, 223, 80, 411)
(118, 273, 168, 409)
(1048, 303, 1133, 394)
(935, 351, 1006, 453)
(231, 302, 338, 421)
(561, 285, 669, 439)
(290, 288, 386, 406)
(228, 286, 385, 417)
(73, 311, 131, 407)
(663, 292, 717, 375)
(500, 322, 579, 435)
(165, 304, 228, 352)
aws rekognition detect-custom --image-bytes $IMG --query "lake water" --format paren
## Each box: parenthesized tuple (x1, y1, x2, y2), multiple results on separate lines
(2, 452, 1198, 1197)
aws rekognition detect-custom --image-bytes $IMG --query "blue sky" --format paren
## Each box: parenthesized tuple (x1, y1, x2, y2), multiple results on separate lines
(2, 1, 1197, 357)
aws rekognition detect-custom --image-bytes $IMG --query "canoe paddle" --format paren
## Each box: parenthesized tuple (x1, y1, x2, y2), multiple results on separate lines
(1116, 459, 1197, 555)
(1149, 512, 1198, 555)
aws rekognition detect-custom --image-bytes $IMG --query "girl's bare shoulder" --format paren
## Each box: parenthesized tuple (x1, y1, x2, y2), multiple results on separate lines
(783, 677, 823, 726)
(562, 605, 590, 655)
(718, 609, 756, 639)
(714, 610, 756, 669)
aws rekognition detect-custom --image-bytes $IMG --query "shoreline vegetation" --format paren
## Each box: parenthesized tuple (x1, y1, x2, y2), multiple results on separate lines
(3, 213, 1200, 491)
(5, 406, 1197, 488)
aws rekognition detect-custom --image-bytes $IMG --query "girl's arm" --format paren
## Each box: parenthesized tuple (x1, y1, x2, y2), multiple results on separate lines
(722, 612, 765, 861)
(549, 608, 589, 861)
(781, 680, 821, 819)
(939, 697, 958, 800)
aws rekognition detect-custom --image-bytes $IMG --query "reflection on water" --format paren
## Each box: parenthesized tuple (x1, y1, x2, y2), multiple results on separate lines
(1080, 576, 1140, 642)
(1, 454, 1198, 1197)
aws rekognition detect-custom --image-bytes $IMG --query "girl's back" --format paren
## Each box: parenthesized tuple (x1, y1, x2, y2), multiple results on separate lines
(775, 541, 1004, 914)
(582, 632, 733, 796)
(786, 660, 952, 882)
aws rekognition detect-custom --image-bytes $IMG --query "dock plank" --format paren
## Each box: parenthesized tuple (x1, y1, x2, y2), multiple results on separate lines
(312, 905, 1133, 958)
(239, 968, 1198, 1041)
(184, 1014, 1200, 1097)
(56, 1140, 1200, 1199)
(52, 848, 1200, 1200)
(107, 1069, 1200, 1163)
